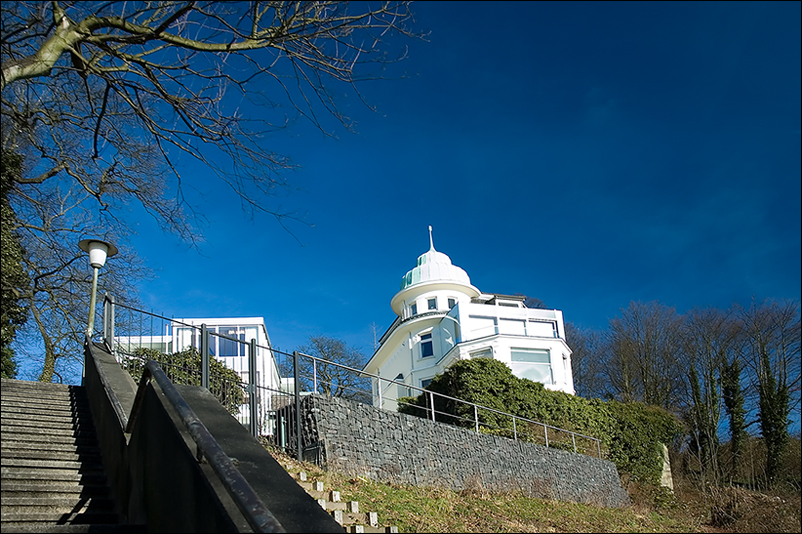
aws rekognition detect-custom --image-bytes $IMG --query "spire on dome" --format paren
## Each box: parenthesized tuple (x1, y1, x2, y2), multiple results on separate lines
(429, 225, 435, 251)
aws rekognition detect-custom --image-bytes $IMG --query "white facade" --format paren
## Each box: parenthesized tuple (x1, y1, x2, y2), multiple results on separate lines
(115, 317, 282, 434)
(363, 228, 574, 410)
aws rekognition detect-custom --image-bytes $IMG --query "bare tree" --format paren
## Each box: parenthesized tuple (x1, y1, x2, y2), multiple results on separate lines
(738, 299, 801, 485)
(607, 301, 684, 410)
(679, 307, 740, 484)
(564, 321, 607, 399)
(291, 335, 370, 402)
(1, 2, 417, 381)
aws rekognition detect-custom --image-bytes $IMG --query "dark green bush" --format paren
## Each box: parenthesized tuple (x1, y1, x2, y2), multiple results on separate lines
(398, 359, 682, 484)
(125, 347, 245, 415)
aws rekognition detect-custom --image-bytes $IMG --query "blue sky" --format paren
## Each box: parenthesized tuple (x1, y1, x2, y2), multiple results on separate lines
(121, 1, 800, 359)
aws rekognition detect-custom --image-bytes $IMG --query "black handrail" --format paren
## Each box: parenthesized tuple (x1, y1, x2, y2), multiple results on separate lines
(103, 297, 603, 457)
(127, 360, 285, 533)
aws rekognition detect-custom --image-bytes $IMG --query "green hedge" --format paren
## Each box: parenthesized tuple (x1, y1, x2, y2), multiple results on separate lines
(399, 358, 681, 484)
(126, 347, 245, 415)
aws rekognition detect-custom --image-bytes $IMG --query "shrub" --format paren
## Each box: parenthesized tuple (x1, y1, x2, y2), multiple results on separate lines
(125, 347, 245, 414)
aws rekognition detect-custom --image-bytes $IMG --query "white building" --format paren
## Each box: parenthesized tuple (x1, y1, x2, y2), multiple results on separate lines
(363, 228, 574, 410)
(115, 317, 284, 434)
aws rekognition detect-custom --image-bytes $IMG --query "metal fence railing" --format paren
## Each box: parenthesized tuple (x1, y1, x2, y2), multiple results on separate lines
(100, 294, 603, 461)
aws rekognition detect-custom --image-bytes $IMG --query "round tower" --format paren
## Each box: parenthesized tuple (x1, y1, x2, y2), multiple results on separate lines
(390, 227, 480, 317)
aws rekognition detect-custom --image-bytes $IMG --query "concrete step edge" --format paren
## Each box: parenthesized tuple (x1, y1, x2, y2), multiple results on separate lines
(0, 523, 145, 533)
(1, 456, 104, 466)
(0, 489, 109, 497)
(0, 407, 91, 419)
(0, 453, 104, 465)
(0, 471, 109, 484)
(0, 512, 120, 524)
(346, 526, 399, 534)
(0, 426, 98, 437)
(0, 379, 74, 391)
(1, 442, 100, 453)
(329, 511, 379, 528)
(1, 496, 115, 507)
(1, 432, 99, 443)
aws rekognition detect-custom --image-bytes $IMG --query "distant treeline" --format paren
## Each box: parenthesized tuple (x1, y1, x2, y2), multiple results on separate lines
(566, 299, 800, 488)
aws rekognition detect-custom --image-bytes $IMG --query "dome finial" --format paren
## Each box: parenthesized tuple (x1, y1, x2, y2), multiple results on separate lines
(428, 225, 435, 251)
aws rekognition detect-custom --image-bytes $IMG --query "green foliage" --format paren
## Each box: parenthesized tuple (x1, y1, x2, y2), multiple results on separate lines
(721, 358, 746, 469)
(125, 347, 245, 415)
(603, 400, 681, 484)
(399, 359, 683, 485)
(1, 149, 30, 379)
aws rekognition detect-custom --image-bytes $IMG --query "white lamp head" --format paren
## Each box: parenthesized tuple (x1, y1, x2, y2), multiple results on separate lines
(79, 239, 118, 269)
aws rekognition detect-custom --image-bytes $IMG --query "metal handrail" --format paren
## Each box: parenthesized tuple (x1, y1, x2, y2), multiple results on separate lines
(103, 296, 603, 458)
(126, 360, 285, 533)
(293, 350, 603, 454)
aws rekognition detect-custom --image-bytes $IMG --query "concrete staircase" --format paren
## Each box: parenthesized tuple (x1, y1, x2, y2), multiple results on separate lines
(294, 471, 398, 533)
(1, 379, 138, 533)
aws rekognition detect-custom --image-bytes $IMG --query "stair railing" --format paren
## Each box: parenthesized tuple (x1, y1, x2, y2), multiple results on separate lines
(126, 359, 285, 533)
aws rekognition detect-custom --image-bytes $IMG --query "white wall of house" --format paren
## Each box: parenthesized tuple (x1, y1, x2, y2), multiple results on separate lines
(364, 229, 574, 411)
(116, 316, 283, 435)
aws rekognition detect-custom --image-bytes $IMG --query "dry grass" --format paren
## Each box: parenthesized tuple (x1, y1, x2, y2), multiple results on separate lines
(263, 442, 800, 533)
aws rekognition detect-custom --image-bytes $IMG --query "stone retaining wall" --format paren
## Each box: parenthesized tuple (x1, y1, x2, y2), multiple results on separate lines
(299, 394, 630, 508)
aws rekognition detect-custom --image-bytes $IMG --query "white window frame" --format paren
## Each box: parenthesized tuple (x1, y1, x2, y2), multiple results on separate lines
(419, 331, 434, 358)
(509, 348, 553, 385)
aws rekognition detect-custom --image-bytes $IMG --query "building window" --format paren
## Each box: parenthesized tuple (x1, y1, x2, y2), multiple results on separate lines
(509, 348, 553, 384)
(395, 373, 407, 399)
(420, 333, 434, 358)
(470, 347, 493, 359)
(428, 297, 437, 310)
(410, 302, 417, 317)
(420, 378, 433, 389)
(448, 297, 456, 309)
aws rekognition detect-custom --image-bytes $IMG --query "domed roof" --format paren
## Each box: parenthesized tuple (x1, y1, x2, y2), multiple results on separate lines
(399, 227, 472, 290)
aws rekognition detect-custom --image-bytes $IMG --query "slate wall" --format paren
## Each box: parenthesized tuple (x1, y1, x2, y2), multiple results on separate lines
(299, 394, 630, 508)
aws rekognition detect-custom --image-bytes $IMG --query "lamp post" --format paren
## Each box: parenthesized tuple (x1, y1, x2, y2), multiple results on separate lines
(78, 239, 118, 338)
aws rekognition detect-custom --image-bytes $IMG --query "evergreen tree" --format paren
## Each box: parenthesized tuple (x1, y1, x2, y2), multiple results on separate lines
(1, 149, 30, 379)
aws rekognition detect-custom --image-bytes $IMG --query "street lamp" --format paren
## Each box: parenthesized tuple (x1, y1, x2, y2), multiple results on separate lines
(78, 238, 118, 337)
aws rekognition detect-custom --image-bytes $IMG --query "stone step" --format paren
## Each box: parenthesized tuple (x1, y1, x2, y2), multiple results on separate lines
(1, 431, 100, 448)
(0, 512, 120, 526)
(1, 380, 125, 530)
(1, 457, 106, 473)
(1, 386, 89, 398)
(297, 479, 327, 492)
(317, 499, 360, 512)
(345, 526, 399, 534)
(2, 481, 111, 498)
(0, 523, 146, 533)
(291, 470, 399, 533)
(330, 510, 379, 528)
(308, 488, 345, 502)
(0, 424, 98, 438)
(1, 448, 104, 463)
(0, 379, 73, 392)
(1, 496, 116, 514)
(0, 394, 90, 406)
(2, 440, 101, 455)
(2, 411, 94, 425)
(1, 467, 108, 485)
(0, 390, 88, 411)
